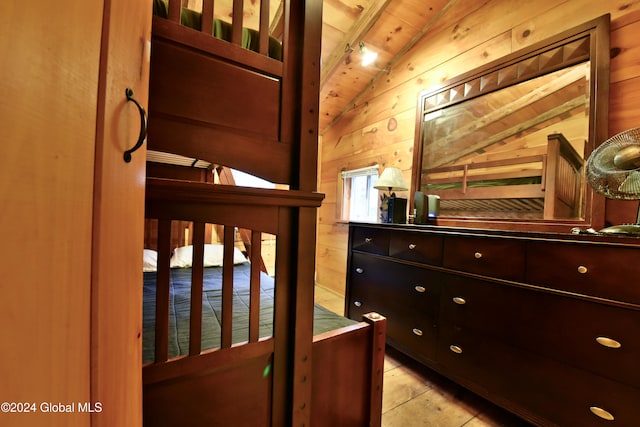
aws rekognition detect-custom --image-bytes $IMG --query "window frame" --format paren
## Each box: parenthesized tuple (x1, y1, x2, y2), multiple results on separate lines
(338, 165, 380, 222)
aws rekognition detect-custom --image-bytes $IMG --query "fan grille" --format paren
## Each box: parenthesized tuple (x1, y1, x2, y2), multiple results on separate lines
(586, 127, 640, 200)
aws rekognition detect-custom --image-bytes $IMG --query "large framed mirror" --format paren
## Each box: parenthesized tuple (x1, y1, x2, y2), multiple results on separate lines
(412, 15, 610, 233)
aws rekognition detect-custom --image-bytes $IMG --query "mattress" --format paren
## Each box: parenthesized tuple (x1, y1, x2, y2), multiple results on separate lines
(143, 262, 356, 363)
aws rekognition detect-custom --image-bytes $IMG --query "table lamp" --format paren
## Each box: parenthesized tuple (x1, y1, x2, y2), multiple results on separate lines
(374, 167, 408, 223)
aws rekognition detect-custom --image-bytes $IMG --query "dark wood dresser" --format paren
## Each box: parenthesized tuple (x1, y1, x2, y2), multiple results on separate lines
(346, 223, 640, 426)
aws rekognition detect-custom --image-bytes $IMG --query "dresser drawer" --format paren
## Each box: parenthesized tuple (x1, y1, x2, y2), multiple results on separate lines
(348, 254, 441, 315)
(348, 254, 442, 360)
(437, 330, 640, 427)
(527, 241, 640, 305)
(441, 275, 640, 387)
(349, 286, 439, 362)
(350, 226, 389, 255)
(389, 230, 442, 265)
(350, 296, 438, 362)
(443, 235, 525, 281)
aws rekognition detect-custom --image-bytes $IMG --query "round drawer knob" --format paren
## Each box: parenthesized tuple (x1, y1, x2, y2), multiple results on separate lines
(589, 406, 614, 421)
(449, 345, 463, 354)
(408, 243, 417, 250)
(364, 237, 372, 243)
(353, 301, 362, 307)
(414, 285, 426, 293)
(355, 267, 364, 274)
(577, 265, 588, 274)
(453, 296, 466, 305)
(474, 252, 482, 259)
(596, 336, 622, 349)
(412, 328, 423, 336)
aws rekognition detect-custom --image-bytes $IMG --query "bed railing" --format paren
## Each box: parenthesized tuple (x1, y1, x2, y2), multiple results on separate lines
(144, 178, 322, 362)
(149, 220, 266, 362)
(156, 0, 281, 60)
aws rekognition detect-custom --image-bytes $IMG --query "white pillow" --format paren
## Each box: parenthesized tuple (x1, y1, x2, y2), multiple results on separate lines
(143, 249, 158, 272)
(170, 244, 247, 268)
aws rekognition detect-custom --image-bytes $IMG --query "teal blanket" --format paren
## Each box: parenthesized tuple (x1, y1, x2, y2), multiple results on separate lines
(153, 0, 282, 60)
(143, 262, 356, 363)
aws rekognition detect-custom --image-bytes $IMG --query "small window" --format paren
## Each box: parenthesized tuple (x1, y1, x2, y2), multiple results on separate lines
(340, 166, 379, 222)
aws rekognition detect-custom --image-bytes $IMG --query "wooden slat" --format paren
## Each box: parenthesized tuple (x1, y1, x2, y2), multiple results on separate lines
(201, 0, 214, 35)
(232, 0, 243, 46)
(189, 221, 206, 356)
(249, 231, 262, 342)
(365, 312, 386, 427)
(271, 208, 291, 426)
(221, 226, 235, 348)
(258, 0, 270, 56)
(426, 155, 545, 174)
(155, 219, 172, 363)
(167, 0, 181, 23)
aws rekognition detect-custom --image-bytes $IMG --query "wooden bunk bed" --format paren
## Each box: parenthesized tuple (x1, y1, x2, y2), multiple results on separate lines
(142, 1, 386, 426)
(148, 0, 305, 184)
(420, 133, 585, 220)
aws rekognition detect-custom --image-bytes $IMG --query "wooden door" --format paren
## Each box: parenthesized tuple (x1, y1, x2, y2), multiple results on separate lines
(0, 1, 104, 426)
(2, 1, 150, 424)
(91, 0, 151, 426)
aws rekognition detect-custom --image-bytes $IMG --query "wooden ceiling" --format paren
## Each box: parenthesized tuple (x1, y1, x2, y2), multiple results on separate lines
(318, 0, 455, 133)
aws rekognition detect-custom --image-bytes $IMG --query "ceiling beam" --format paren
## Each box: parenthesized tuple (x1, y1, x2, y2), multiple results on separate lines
(319, 0, 392, 88)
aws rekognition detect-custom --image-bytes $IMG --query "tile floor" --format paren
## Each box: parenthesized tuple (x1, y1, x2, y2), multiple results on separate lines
(315, 285, 534, 427)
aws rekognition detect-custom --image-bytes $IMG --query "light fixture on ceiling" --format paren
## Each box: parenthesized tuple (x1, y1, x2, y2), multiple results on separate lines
(359, 41, 378, 67)
(345, 41, 378, 67)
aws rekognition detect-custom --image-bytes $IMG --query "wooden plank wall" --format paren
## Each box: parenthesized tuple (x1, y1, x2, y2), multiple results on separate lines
(316, 0, 640, 296)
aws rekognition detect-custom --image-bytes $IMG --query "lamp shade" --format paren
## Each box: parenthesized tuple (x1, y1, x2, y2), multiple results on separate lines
(374, 167, 408, 191)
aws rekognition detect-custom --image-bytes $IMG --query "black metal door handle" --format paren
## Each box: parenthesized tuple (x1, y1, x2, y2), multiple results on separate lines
(123, 88, 147, 163)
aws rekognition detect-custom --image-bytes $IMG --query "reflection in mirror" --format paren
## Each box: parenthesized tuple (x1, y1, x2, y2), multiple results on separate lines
(420, 62, 589, 220)
(412, 15, 610, 232)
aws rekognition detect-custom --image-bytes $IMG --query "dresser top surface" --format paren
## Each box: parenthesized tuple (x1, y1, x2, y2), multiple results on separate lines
(349, 222, 640, 248)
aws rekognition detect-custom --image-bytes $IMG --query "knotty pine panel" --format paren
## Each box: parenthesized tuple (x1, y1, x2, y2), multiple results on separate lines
(322, 111, 416, 164)
(320, 141, 413, 177)
(315, 243, 350, 294)
(318, 200, 339, 226)
(512, 0, 640, 51)
(610, 77, 640, 134)
(315, 222, 350, 293)
(385, 0, 452, 31)
(364, 11, 419, 61)
(610, 19, 640, 84)
(316, 223, 349, 251)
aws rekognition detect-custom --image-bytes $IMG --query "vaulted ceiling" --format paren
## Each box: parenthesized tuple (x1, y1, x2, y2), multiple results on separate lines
(318, 0, 455, 133)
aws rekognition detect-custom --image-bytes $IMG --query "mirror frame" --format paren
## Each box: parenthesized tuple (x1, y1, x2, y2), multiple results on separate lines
(411, 14, 610, 233)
